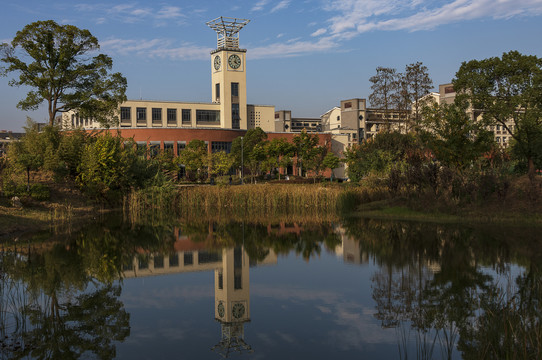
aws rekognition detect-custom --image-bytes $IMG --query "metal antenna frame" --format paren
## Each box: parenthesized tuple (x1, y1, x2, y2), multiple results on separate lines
(206, 16, 250, 49)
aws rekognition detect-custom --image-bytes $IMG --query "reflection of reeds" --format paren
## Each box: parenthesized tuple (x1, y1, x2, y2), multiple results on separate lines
(474, 281, 542, 360)
(0, 250, 30, 354)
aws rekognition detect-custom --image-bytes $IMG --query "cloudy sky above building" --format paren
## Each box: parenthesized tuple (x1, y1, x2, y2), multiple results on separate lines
(1, 0, 542, 130)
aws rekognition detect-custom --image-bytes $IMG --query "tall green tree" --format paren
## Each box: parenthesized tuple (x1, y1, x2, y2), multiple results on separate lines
(293, 130, 320, 177)
(231, 128, 268, 182)
(453, 50, 542, 177)
(403, 62, 433, 128)
(420, 100, 494, 169)
(177, 139, 208, 181)
(1, 20, 127, 126)
(322, 151, 341, 180)
(208, 151, 235, 178)
(265, 138, 295, 180)
(77, 132, 136, 200)
(8, 119, 47, 191)
(369, 66, 398, 131)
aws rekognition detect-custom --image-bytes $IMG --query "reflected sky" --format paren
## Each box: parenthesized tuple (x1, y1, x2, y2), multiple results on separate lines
(1, 218, 540, 359)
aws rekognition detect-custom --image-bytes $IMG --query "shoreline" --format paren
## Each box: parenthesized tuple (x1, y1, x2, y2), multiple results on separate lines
(2, 182, 541, 242)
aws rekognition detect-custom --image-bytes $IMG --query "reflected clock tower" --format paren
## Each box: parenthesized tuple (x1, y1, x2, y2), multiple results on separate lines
(212, 246, 253, 356)
(207, 17, 249, 130)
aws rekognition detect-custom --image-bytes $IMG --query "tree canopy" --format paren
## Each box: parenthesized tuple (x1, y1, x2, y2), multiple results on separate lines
(1, 20, 127, 127)
(453, 50, 542, 176)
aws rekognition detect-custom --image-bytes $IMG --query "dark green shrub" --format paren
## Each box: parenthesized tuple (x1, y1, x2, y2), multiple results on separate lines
(30, 183, 50, 201)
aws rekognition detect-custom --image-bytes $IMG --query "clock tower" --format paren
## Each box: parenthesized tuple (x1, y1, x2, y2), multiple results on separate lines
(207, 17, 250, 130)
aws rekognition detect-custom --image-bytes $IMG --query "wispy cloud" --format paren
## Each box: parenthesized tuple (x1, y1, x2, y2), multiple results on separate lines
(249, 36, 339, 59)
(311, 28, 327, 37)
(271, 0, 291, 13)
(101, 37, 211, 60)
(74, 3, 187, 25)
(323, 0, 542, 40)
(251, 0, 270, 12)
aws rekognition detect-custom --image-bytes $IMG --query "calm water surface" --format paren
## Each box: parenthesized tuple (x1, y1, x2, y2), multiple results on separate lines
(1, 216, 540, 359)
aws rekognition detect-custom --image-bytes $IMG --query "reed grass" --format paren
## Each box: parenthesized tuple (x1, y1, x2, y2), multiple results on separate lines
(125, 183, 363, 220)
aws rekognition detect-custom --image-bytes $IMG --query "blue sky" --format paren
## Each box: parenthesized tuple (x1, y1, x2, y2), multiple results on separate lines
(1, 0, 542, 131)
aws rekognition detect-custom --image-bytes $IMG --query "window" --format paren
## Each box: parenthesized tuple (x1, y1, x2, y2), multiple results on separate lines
(211, 141, 232, 153)
(184, 252, 193, 266)
(234, 247, 242, 290)
(153, 255, 164, 269)
(344, 102, 352, 108)
(215, 83, 220, 102)
(196, 110, 220, 125)
(136, 142, 147, 156)
(218, 272, 223, 290)
(138, 256, 149, 270)
(136, 108, 146, 124)
(177, 141, 186, 155)
(149, 142, 160, 157)
(231, 82, 239, 97)
(152, 108, 162, 123)
(198, 251, 221, 264)
(167, 109, 177, 125)
(164, 142, 174, 154)
(169, 254, 179, 267)
(182, 109, 191, 125)
(120, 107, 131, 122)
(232, 104, 240, 129)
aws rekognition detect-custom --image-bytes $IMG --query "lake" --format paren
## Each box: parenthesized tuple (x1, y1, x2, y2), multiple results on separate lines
(1, 215, 540, 359)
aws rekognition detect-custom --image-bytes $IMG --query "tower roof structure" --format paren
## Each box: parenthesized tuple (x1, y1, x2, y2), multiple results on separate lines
(206, 16, 250, 50)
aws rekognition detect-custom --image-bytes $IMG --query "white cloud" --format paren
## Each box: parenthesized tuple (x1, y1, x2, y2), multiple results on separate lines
(100, 37, 211, 60)
(74, 3, 187, 25)
(252, 0, 270, 12)
(322, 0, 542, 39)
(311, 28, 327, 37)
(156, 6, 184, 19)
(271, 0, 291, 13)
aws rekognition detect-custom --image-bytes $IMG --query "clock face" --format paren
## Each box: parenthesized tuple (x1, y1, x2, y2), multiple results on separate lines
(214, 55, 221, 70)
(232, 303, 245, 319)
(228, 54, 241, 69)
(217, 301, 225, 318)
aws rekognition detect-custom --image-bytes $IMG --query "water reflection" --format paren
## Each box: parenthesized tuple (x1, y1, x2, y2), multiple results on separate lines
(0, 217, 541, 359)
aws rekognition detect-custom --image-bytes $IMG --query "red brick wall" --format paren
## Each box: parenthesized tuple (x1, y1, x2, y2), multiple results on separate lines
(92, 128, 333, 177)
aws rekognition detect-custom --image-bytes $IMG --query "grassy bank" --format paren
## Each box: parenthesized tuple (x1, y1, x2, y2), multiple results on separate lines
(2, 177, 541, 242)
(0, 180, 106, 241)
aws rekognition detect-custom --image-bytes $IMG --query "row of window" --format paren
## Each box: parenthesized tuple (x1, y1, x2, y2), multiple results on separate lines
(120, 107, 220, 126)
(70, 114, 95, 127)
(134, 141, 232, 155)
(123, 251, 221, 271)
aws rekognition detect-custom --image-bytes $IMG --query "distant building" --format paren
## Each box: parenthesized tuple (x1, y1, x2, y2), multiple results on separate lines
(0, 131, 24, 156)
(435, 84, 515, 147)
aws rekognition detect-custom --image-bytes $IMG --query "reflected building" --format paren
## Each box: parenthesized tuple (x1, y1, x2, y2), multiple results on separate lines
(212, 247, 253, 356)
(333, 225, 370, 265)
(121, 232, 276, 357)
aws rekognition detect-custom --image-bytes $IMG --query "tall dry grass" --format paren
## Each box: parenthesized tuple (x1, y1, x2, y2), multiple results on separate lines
(125, 183, 365, 219)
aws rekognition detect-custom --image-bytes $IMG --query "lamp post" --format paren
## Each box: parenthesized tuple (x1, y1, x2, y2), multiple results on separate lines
(241, 136, 244, 185)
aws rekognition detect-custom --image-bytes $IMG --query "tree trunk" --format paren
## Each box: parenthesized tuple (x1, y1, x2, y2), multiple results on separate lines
(27, 166, 31, 192)
(528, 157, 536, 181)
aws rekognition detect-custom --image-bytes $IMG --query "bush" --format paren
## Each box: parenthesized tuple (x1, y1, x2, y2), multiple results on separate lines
(3, 181, 50, 201)
(30, 183, 50, 201)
